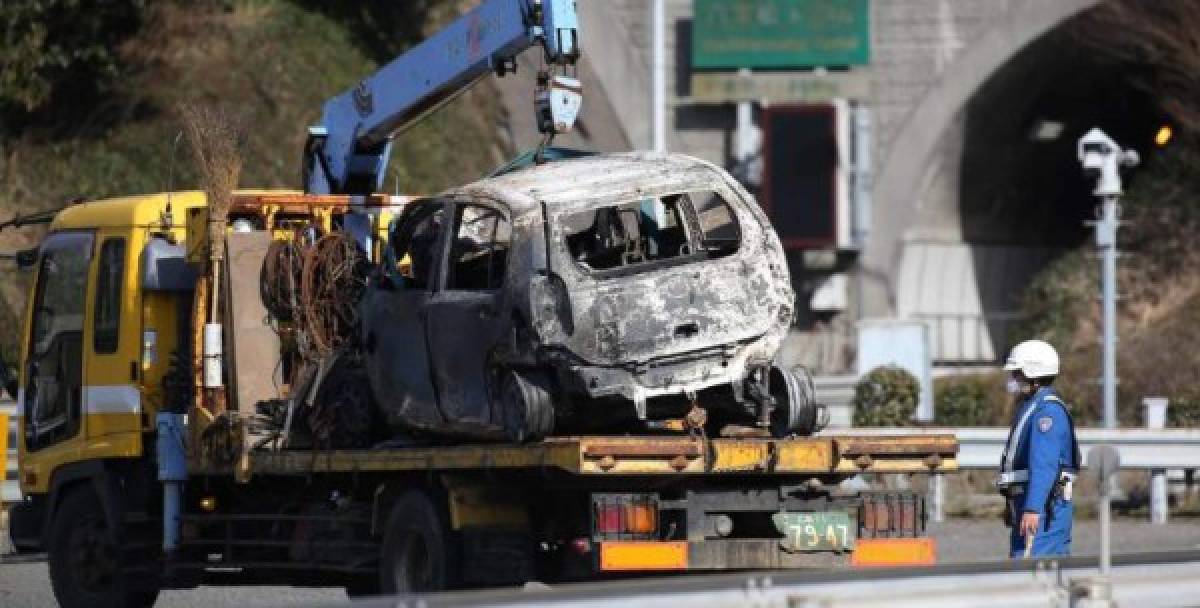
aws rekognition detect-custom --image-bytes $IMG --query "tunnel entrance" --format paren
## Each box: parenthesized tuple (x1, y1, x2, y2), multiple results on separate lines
(902, 6, 1169, 367)
(959, 11, 1166, 248)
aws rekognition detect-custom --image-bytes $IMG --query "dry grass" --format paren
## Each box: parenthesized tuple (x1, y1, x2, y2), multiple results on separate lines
(178, 102, 244, 223)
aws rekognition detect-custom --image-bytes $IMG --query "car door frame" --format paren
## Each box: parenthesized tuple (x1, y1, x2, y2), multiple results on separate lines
(361, 198, 452, 431)
(424, 197, 514, 431)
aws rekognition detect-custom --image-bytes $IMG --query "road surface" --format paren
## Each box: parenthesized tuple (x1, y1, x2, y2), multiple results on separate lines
(2, 518, 1199, 607)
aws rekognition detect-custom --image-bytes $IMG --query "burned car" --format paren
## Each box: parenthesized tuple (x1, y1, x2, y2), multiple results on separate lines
(359, 152, 815, 442)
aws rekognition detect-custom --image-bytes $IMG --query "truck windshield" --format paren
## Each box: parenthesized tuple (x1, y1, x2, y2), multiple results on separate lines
(562, 191, 739, 273)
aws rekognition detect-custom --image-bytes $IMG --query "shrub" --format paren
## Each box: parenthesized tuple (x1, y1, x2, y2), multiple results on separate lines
(853, 366, 919, 427)
(934, 371, 1010, 426)
(1168, 396, 1200, 428)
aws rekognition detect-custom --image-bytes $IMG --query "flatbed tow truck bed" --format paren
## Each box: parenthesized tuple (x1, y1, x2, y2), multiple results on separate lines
(172, 433, 958, 581)
(196, 434, 959, 477)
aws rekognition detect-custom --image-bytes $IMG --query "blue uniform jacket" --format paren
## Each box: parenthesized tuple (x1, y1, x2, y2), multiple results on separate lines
(1004, 387, 1080, 515)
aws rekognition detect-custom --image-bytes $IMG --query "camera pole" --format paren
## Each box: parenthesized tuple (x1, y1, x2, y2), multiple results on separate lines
(1078, 128, 1138, 430)
(1096, 193, 1119, 430)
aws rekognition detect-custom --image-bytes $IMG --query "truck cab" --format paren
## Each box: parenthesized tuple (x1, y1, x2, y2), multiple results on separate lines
(7, 191, 402, 606)
(10, 192, 202, 605)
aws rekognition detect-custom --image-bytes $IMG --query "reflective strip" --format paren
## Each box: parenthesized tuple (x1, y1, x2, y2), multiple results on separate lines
(85, 385, 141, 415)
(998, 470, 1029, 485)
(997, 470, 1075, 487)
(1002, 402, 1040, 473)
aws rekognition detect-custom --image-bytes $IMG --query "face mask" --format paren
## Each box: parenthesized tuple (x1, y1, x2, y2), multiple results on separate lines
(1006, 378, 1025, 395)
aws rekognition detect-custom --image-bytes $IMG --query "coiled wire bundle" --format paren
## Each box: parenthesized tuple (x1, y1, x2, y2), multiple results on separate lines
(261, 239, 303, 323)
(261, 229, 367, 360)
(300, 232, 369, 357)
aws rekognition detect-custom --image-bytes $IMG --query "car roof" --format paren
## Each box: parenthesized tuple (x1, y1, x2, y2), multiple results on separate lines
(445, 152, 730, 216)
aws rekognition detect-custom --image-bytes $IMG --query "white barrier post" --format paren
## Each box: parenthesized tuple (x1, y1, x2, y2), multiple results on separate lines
(930, 473, 945, 523)
(1144, 397, 1169, 524)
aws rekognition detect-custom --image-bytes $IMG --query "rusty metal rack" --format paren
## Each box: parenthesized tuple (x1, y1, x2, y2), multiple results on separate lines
(191, 434, 959, 478)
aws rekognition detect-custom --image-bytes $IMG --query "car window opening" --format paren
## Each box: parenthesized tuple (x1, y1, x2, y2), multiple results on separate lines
(388, 204, 445, 289)
(691, 190, 741, 258)
(448, 204, 510, 291)
(563, 191, 739, 273)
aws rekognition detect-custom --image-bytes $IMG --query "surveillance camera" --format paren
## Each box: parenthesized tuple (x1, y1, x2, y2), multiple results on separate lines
(1077, 128, 1138, 196)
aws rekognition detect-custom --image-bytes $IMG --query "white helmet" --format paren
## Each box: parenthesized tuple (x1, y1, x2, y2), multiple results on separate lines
(1004, 339, 1059, 378)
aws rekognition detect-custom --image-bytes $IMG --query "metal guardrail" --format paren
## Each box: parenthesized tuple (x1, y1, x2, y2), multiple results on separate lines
(838, 426, 1200, 469)
(351, 551, 1200, 607)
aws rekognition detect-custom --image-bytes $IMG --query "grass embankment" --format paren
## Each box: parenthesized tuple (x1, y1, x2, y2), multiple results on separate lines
(0, 0, 511, 359)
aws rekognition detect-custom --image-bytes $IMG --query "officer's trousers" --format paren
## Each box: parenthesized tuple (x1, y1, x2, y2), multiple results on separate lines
(1009, 496, 1073, 558)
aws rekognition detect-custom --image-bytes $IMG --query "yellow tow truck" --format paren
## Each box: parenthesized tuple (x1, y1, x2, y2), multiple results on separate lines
(4, 190, 957, 607)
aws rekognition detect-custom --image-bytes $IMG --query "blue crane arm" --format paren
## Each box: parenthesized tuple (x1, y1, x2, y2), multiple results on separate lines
(304, 0, 581, 195)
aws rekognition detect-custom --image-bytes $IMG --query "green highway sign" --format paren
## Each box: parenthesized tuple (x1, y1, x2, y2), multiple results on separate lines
(693, 0, 870, 69)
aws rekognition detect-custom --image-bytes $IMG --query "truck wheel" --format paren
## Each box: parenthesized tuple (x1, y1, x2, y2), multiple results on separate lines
(497, 370, 554, 442)
(48, 488, 159, 608)
(379, 490, 456, 594)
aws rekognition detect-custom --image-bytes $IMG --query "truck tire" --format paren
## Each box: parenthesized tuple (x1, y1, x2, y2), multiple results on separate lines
(47, 488, 159, 608)
(379, 490, 457, 594)
(497, 370, 554, 442)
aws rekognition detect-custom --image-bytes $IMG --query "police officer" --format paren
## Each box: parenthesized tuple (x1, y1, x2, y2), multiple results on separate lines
(997, 339, 1081, 558)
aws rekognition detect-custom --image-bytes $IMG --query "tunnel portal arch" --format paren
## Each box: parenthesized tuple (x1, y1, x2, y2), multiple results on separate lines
(862, 0, 1102, 322)
(854, 0, 1163, 365)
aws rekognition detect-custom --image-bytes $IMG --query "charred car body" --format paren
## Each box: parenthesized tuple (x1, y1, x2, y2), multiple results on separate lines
(360, 152, 817, 442)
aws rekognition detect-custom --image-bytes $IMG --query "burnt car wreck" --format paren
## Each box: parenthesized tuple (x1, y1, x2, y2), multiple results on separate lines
(356, 152, 821, 443)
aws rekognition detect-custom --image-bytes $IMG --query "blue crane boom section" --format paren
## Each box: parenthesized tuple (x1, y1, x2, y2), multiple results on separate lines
(304, 0, 581, 195)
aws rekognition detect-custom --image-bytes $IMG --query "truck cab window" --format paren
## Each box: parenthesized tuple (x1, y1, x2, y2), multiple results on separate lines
(26, 231, 93, 450)
(93, 237, 126, 354)
(446, 204, 510, 291)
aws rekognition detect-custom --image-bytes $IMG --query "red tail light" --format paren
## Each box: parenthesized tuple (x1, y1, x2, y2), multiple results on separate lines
(595, 504, 623, 534)
(592, 494, 658, 539)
